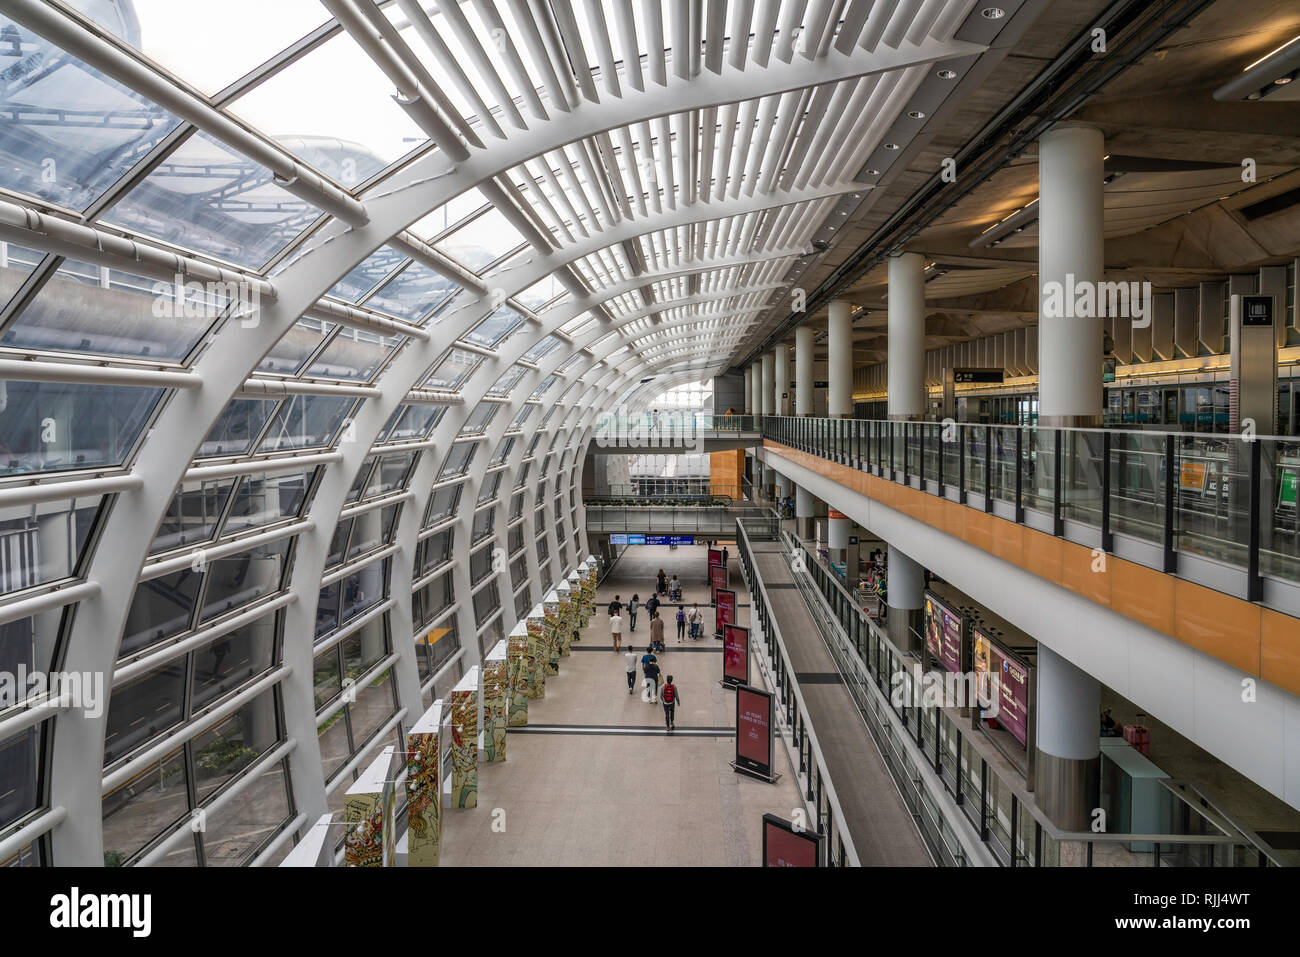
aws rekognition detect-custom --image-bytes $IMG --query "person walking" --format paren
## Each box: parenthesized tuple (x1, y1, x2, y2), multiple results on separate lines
(627, 593, 640, 631)
(609, 608, 624, 652)
(656, 569, 667, 595)
(688, 603, 702, 640)
(649, 611, 665, 654)
(641, 646, 660, 702)
(661, 675, 680, 731)
(607, 594, 622, 617)
(645, 592, 659, 620)
(669, 574, 681, 601)
(675, 604, 686, 641)
(624, 646, 639, 695)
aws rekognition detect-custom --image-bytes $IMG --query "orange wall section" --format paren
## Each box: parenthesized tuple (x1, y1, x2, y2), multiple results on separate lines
(762, 440, 1300, 696)
(710, 449, 745, 499)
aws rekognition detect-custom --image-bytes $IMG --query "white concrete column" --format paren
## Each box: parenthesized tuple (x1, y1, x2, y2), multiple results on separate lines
(1038, 124, 1105, 427)
(795, 483, 815, 540)
(760, 352, 775, 416)
(1035, 644, 1101, 830)
(750, 361, 762, 416)
(742, 367, 752, 414)
(774, 343, 791, 415)
(795, 325, 814, 416)
(828, 300, 853, 417)
(887, 544, 924, 653)
(887, 251, 926, 421)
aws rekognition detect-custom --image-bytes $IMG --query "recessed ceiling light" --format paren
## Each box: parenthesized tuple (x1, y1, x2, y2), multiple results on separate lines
(908, 110, 926, 119)
(937, 68, 957, 79)
(865, 169, 880, 176)
(1275, 75, 1293, 84)
(981, 7, 1005, 19)
(884, 142, 900, 150)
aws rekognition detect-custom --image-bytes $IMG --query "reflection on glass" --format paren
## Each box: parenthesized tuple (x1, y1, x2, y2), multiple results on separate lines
(0, 381, 161, 475)
(107, 132, 323, 269)
(190, 618, 276, 714)
(198, 398, 277, 458)
(151, 479, 235, 555)
(191, 692, 278, 801)
(222, 469, 312, 535)
(365, 263, 459, 324)
(104, 663, 186, 765)
(120, 569, 202, 659)
(199, 758, 291, 865)
(101, 748, 188, 866)
(0, 16, 181, 210)
(198, 538, 290, 624)
(257, 395, 355, 452)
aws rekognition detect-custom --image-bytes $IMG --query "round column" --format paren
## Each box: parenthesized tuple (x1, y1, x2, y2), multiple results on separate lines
(887, 252, 926, 421)
(743, 366, 752, 414)
(774, 344, 790, 416)
(760, 352, 775, 416)
(828, 300, 854, 417)
(1035, 644, 1101, 830)
(887, 544, 924, 654)
(750, 361, 762, 418)
(795, 325, 814, 416)
(1038, 124, 1104, 427)
(795, 483, 815, 540)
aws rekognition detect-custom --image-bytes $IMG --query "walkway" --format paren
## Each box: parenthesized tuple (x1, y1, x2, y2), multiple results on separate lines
(438, 545, 803, 866)
(748, 538, 933, 866)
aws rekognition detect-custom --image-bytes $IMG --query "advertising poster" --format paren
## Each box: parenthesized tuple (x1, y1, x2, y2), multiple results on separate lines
(506, 621, 530, 725)
(406, 702, 442, 866)
(722, 623, 749, 687)
(708, 548, 722, 581)
(762, 813, 822, 867)
(924, 593, 963, 674)
(715, 588, 736, 639)
(973, 629, 1030, 747)
(710, 563, 728, 602)
(734, 685, 774, 780)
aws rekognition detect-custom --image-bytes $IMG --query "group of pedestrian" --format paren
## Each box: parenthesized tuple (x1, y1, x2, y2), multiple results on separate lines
(624, 643, 680, 731)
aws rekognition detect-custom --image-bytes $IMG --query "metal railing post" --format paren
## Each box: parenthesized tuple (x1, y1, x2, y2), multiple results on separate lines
(1163, 433, 1176, 572)
(1052, 429, 1063, 534)
(1014, 426, 1024, 524)
(1101, 430, 1113, 552)
(984, 426, 993, 514)
(1248, 439, 1263, 601)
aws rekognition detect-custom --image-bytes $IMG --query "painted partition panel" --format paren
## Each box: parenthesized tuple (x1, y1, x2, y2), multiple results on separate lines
(406, 701, 443, 866)
(543, 590, 561, 675)
(450, 667, 480, 809)
(526, 603, 547, 697)
(345, 746, 401, 867)
(558, 579, 574, 657)
(507, 620, 530, 725)
(483, 640, 509, 762)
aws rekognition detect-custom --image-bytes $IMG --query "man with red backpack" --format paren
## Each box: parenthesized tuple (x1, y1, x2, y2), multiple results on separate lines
(661, 675, 681, 732)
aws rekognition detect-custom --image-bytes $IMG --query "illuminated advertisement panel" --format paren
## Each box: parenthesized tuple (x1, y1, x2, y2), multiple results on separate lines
(973, 628, 1031, 747)
(715, 588, 736, 639)
(762, 813, 822, 867)
(923, 591, 964, 674)
(722, 623, 749, 687)
(734, 685, 773, 780)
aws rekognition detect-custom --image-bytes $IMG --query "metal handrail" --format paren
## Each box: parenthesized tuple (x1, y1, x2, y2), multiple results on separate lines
(737, 521, 861, 866)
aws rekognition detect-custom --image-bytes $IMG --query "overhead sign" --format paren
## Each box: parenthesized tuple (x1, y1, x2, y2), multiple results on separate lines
(1242, 294, 1273, 326)
(953, 368, 1004, 384)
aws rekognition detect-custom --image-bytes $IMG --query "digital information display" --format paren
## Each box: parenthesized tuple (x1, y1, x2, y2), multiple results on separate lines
(973, 629, 1031, 747)
(715, 588, 736, 640)
(611, 534, 693, 546)
(924, 593, 963, 674)
(734, 685, 774, 780)
(762, 813, 822, 867)
(722, 623, 749, 687)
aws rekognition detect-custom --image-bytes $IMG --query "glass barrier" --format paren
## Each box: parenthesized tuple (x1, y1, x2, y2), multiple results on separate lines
(760, 415, 1297, 594)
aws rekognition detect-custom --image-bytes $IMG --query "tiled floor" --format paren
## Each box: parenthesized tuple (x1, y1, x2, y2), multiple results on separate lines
(438, 545, 805, 866)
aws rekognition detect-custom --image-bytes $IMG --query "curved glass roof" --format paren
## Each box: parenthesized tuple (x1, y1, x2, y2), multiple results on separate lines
(0, 0, 991, 865)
